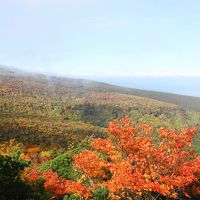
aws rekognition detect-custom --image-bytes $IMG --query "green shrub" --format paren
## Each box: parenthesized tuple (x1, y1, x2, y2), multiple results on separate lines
(0, 155, 30, 200)
(93, 187, 109, 200)
(39, 151, 80, 181)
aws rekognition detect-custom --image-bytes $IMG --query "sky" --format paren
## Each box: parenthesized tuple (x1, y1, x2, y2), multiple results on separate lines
(0, 0, 200, 96)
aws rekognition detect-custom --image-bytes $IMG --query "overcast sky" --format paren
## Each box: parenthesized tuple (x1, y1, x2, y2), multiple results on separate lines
(0, 0, 200, 76)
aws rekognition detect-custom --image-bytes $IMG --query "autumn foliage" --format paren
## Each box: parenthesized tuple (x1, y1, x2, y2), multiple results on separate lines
(19, 117, 200, 199)
(22, 169, 91, 198)
(73, 117, 200, 199)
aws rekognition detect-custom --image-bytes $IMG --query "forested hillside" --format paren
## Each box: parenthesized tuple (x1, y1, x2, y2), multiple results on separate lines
(1, 66, 200, 147)
(0, 66, 200, 200)
(1, 65, 200, 112)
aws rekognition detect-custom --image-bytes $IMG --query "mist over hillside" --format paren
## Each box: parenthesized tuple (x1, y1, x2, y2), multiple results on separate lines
(1, 64, 200, 97)
(1, 64, 200, 112)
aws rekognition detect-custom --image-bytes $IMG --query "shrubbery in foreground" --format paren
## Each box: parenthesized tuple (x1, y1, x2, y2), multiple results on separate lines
(17, 117, 200, 199)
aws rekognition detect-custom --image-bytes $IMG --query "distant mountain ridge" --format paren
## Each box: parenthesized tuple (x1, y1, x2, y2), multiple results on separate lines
(1, 64, 200, 112)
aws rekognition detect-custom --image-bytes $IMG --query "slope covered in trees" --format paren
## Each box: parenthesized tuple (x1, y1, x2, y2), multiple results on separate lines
(1, 118, 200, 199)
(0, 66, 200, 148)
(0, 66, 200, 199)
(1, 65, 200, 111)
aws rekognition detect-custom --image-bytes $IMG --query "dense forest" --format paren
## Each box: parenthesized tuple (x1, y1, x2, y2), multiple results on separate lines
(0, 66, 200, 199)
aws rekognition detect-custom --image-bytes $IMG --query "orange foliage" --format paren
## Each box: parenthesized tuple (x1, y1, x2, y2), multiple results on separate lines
(0, 139, 23, 156)
(26, 147, 41, 154)
(73, 117, 200, 199)
(22, 169, 91, 198)
(20, 147, 41, 163)
(22, 168, 41, 183)
(74, 150, 108, 178)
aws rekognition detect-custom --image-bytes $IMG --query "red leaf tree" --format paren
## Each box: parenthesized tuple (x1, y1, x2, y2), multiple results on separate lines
(74, 117, 200, 199)
(22, 169, 91, 198)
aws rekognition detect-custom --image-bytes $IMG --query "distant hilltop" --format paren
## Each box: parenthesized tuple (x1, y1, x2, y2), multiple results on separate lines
(1, 64, 200, 112)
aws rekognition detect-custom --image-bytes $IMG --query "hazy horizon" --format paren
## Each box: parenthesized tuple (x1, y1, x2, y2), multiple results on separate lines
(1, 64, 200, 98)
(1, 1, 200, 97)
